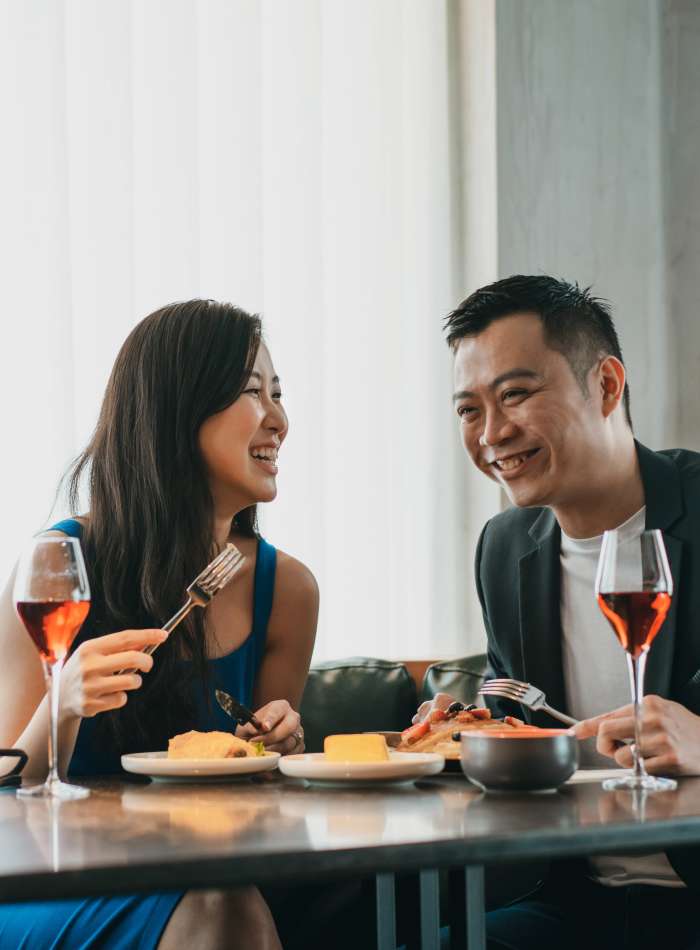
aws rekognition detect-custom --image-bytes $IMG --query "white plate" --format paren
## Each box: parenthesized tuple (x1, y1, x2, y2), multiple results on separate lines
(121, 750, 280, 781)
(278, 751, 445, 785)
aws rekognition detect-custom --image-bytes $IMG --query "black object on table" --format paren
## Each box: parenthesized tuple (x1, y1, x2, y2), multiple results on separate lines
(0, 749, 28, 790)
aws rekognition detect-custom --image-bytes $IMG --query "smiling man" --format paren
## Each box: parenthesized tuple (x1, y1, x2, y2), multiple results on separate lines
(421, 275, 700, 950)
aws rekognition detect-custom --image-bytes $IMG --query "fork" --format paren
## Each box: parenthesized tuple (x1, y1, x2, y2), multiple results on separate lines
(478, 678, 578, 727)
(118, 543, 245, 674)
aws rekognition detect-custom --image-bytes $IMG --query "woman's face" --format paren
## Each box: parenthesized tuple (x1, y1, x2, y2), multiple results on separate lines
(198, 344, 288, 511)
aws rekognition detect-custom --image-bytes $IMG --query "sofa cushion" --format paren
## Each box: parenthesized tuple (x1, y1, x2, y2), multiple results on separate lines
(420, 654, 488, 705)
(299, 657, 418, 753)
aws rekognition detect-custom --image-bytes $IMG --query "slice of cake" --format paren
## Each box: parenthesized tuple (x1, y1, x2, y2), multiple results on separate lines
(324, 734, 389, 763)
(167, 730, 257, 759)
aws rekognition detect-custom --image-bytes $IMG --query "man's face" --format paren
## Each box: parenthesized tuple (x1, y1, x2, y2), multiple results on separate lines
(453, 312, 604, 509)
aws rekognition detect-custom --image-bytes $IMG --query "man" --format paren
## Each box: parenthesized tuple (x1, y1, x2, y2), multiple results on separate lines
(417, 275, 700, 950)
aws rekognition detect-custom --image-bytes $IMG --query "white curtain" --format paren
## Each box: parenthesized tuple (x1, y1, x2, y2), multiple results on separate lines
(0, 0, 499, 661)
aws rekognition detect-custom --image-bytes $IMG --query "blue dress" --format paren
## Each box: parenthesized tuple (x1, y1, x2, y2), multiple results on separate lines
(0, 518, 277, 949)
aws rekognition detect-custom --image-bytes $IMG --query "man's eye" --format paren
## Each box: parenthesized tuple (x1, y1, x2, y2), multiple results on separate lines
(503, 389, 528, 401)
(457, 405, 476, 419)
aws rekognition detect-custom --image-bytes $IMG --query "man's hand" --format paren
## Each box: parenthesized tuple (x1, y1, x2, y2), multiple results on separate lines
(573, 694, 700, 776)
(412, 692, 456, 725)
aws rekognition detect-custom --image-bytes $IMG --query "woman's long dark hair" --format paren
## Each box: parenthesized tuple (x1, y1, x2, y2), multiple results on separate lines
(66, 299, 262, 750)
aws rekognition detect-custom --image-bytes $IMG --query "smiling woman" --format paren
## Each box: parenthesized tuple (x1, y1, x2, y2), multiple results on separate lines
(0, 298, 318, 949)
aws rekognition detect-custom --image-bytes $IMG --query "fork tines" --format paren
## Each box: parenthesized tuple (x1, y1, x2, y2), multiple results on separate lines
(479, 683, 527, 699)
(189, 543, 245, 599)
(483, 678, 529, 689)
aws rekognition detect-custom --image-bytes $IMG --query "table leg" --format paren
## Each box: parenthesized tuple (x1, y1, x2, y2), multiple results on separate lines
(419, 869, 440, 950)
(376, 872, 397, 949)
(465, 866, 486, 950)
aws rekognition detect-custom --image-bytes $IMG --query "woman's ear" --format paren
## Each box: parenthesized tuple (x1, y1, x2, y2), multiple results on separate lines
(599, 355, 626, 418)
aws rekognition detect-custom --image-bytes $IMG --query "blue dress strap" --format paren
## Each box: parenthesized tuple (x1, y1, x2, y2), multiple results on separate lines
(48, 518, 83, 538)
(251, 538, 277, 670)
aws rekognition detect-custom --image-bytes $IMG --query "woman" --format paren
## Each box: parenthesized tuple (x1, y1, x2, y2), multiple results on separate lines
(0, 299, 318, 949)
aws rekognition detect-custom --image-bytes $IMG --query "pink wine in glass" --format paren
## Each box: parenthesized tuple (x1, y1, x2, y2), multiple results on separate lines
(597, 591, 671, 659)
(16, 600, 90, 664)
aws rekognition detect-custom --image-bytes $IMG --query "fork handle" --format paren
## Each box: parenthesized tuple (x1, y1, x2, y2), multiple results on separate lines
(541, 703, 578, 727)
(144, 598, 195, 656)
(117, 597, 194, 674)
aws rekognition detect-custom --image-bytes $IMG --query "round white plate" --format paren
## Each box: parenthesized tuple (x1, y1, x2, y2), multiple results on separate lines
(278, 751, 444, 784)
(121, 751, 280, 782)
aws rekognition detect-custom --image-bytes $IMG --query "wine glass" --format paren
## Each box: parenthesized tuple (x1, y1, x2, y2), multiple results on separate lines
(14, 536, 91, 800)
(595, 528, 676, 792)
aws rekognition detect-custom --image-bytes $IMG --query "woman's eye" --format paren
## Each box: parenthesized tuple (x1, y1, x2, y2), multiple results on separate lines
(272, 392, 283, 401)
(244, 388, 262, 398)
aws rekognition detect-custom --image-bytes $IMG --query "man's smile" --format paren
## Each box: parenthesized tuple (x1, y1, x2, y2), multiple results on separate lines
(489, 448, 541, 476)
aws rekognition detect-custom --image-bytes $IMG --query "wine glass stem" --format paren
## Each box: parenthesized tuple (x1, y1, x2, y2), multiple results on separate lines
(42, 657, 64, 786)
(627, 651, 648, 780)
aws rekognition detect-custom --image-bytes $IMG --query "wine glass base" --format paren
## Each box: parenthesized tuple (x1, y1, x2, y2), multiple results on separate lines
(17, 778, 90, 800)
(602, 774, 677, 793)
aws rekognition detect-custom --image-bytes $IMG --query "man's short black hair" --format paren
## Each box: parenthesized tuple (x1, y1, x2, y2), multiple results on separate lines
(444, 274, 632, 427)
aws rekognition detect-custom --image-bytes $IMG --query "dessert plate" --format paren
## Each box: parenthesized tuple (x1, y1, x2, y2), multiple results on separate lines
(278, 751, 444, 785)
(121, 750, 280, 782)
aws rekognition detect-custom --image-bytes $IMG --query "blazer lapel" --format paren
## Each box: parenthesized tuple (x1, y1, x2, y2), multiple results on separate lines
(637, 442, 685, 699)
(518, 509, 568, 725)
(644, 535, 682, 697)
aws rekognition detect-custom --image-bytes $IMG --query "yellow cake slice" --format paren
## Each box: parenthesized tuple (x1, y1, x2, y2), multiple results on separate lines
(324, 734, 389, 763)
(167, 730, 258, 759)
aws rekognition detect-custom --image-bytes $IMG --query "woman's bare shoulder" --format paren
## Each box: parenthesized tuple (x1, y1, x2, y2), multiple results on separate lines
(274, 549, 319, 605)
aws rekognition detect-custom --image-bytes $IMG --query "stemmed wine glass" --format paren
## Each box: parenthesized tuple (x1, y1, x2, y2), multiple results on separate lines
(14, 536, 91, 800)
(595, 528, 676, 792)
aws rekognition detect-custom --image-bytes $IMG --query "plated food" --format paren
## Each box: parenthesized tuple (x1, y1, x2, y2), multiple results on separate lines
(121, 729, 277, 781)
(276, 732, 443, 784)
(324, 733, 389, 762)
(167, 730, 265, 759)
(397, 703, 540, 760)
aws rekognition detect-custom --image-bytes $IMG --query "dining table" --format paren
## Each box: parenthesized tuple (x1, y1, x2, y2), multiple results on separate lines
(2, 769, 700, 950)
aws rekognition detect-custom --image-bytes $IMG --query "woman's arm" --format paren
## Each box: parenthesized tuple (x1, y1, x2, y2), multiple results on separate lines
(0, 562, 168, 778)
(241, 551, 318, 753)
(0, 566, 62, 777)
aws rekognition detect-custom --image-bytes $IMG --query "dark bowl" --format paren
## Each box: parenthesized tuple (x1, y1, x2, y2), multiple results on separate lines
(459, 730, 578, 792)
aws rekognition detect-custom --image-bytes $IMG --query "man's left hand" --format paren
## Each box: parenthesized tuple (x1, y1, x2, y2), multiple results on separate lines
(573, 694, 700, 776)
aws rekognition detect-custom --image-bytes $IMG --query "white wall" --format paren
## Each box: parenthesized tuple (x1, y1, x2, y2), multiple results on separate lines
(663, 0, 700, 450)
(492, 0, 687, 451)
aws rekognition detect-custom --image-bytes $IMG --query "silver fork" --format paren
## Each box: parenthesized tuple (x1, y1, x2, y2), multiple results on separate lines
(119, 543, 245, 674)
(478, 678, 578, 727)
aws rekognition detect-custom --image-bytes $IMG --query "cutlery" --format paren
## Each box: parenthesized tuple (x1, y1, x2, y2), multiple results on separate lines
(478, 678, 578, 727)
(118, 543, 245, 674)
(215, 688, 265, 732)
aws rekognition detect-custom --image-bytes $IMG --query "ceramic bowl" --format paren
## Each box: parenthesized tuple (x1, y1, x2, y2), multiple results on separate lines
(459, 729, 578, 791)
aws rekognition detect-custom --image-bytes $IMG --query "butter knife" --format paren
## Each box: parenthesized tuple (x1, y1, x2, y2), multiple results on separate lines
(215, 688, 265, 732)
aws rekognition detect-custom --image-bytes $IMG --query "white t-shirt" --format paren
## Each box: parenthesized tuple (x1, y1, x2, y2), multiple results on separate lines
(560, 506, 683, 888)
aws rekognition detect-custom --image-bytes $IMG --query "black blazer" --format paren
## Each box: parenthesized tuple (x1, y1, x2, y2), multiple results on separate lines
(475, 441, 700, 888)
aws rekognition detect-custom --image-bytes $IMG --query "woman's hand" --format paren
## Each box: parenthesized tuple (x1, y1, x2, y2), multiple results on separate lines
(60, 628, 168, 720)
(238, 700, 304, 755)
